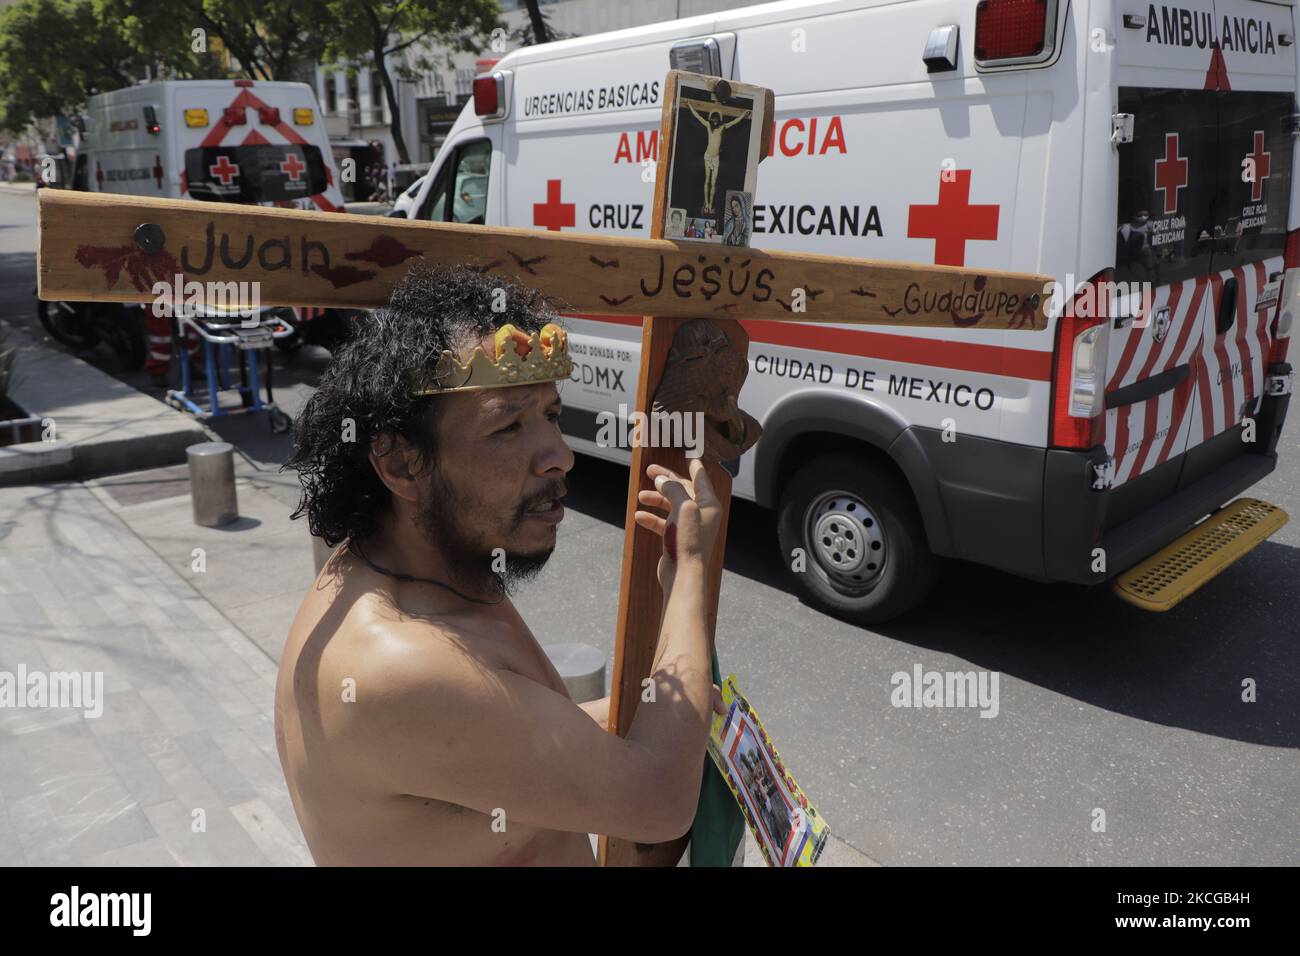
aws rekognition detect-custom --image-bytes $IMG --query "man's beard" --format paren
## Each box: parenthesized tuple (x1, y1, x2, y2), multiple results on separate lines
(415, 466, 559, 599)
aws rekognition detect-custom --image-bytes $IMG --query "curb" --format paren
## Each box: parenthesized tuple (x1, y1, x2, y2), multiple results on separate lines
(0, 182, 37, 195)
(0, 325, 210, 486)
(0, 427, 208, 486)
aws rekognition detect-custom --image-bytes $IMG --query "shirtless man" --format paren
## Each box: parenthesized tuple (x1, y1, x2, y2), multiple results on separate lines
(276, 263, 724, 865)
(687, 102, 746, 215)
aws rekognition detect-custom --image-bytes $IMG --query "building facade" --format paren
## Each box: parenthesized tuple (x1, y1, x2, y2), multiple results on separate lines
(312, 0, 757, 187)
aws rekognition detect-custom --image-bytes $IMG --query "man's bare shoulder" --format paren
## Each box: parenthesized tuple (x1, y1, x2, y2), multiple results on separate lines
(328, 592, 508, 707)
(316, 596, 582, 802)
(290, 556, 503, 689)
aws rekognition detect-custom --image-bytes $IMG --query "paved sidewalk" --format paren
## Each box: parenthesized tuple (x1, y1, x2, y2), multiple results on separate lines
(0, 481, 310, 866)
(1, 463, 876, 866)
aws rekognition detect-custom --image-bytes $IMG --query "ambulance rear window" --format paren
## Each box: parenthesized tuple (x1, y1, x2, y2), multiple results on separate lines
(184, 144, 327, 202)
(1214, 91, 1293, 275)
(1115, 88, 1217, 288)
(1116, 88, 1293, 287)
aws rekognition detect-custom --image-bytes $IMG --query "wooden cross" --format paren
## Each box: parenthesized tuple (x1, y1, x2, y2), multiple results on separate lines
(38, 70, 1050, 867)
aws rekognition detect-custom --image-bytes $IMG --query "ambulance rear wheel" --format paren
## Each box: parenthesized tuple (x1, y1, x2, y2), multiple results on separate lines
(777, 453, 940, 624)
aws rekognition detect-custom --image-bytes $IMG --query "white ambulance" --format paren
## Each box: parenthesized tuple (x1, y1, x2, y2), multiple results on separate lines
(43, 80, 349, 367)
(74, 79, 345, 211)
(402, 0, 1295, 623)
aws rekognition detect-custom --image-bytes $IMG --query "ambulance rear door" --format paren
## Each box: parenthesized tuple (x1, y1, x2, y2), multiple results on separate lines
(177, 82, 346, 213)
(1109, 0, 1294, 514)
(1184, 0, 1295, 487)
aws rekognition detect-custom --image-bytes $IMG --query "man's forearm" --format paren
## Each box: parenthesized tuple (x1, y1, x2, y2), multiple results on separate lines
(627, 558, 713, 782)
(651, 579, 673, 675)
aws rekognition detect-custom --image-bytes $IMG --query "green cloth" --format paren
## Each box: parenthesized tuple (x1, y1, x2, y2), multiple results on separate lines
(688, 647, 746, 866)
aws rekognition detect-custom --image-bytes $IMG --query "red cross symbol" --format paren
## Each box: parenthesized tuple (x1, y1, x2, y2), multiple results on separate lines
(1153, 133, 1188, 215)
(279, 152, 306, 182)
(152, 154, 164, 190)
(1245, 130, 1271, 203)
(533, 179, 575, 232)
(209, 155, 240, 185)
(907, 169, 999, 267)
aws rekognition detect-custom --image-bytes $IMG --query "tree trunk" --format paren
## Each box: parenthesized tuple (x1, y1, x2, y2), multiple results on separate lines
(524, 0, 549, 43)
(374, 48, 410, 165)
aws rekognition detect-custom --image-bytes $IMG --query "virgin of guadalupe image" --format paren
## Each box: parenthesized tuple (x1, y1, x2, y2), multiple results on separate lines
(723, 194, 748, 246)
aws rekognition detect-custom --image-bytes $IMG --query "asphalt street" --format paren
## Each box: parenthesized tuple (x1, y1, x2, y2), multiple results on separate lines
(3, 188, 1297, 865)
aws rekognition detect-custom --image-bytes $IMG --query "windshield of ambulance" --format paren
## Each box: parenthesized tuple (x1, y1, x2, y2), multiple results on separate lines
(184, 144, 327, 203)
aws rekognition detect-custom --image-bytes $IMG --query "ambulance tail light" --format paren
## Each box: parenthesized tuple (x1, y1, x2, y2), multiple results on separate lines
(974, 0, 1056, 66)
(1050, 269, 1112, 450)
(473, 73, 505, 119)
(143, 105, 160, 135)
(1268, 230, 1300, 364)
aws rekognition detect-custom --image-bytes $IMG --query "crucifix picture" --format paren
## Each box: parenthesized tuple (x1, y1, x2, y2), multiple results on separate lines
(663, 73, 766, 244)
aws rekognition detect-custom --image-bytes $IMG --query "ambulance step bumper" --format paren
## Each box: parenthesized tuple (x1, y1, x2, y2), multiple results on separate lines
(1112, 499, 1289, 612)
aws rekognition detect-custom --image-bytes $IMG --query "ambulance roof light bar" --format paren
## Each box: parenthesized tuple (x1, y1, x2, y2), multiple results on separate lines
(669, 38, 722, 77)
(974, 0, 1058, 70)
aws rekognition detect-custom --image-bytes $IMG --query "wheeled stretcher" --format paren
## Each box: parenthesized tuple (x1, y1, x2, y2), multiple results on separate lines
(163, 311, 295, 433)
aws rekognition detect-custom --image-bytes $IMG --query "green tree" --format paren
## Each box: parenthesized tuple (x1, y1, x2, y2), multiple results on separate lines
(174, 0, 333, 81)
(323, 0, 498, 164)
(0, 0, 196, 131)
(0, 0, 332, 133)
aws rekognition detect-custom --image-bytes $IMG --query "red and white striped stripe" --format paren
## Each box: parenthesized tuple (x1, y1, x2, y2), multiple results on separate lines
(1184, 256, 1278, 452)
(198, 87, 344, 214)
(1101, 256, 1279, 486)
(1103, 274, 1208, 486)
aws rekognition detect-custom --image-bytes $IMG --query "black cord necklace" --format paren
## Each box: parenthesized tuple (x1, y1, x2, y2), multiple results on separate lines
(348, 539, 503, 606)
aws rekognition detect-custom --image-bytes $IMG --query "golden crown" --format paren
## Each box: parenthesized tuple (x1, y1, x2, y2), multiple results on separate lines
(413, 323, 574, 395)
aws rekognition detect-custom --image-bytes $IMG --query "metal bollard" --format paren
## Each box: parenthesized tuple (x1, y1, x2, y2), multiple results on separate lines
(186, 441, 238, 527)
(544, 643, 606, 704)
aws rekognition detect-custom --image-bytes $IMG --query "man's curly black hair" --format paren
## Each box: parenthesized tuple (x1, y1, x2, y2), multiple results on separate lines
(285, 262, 561, 547)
